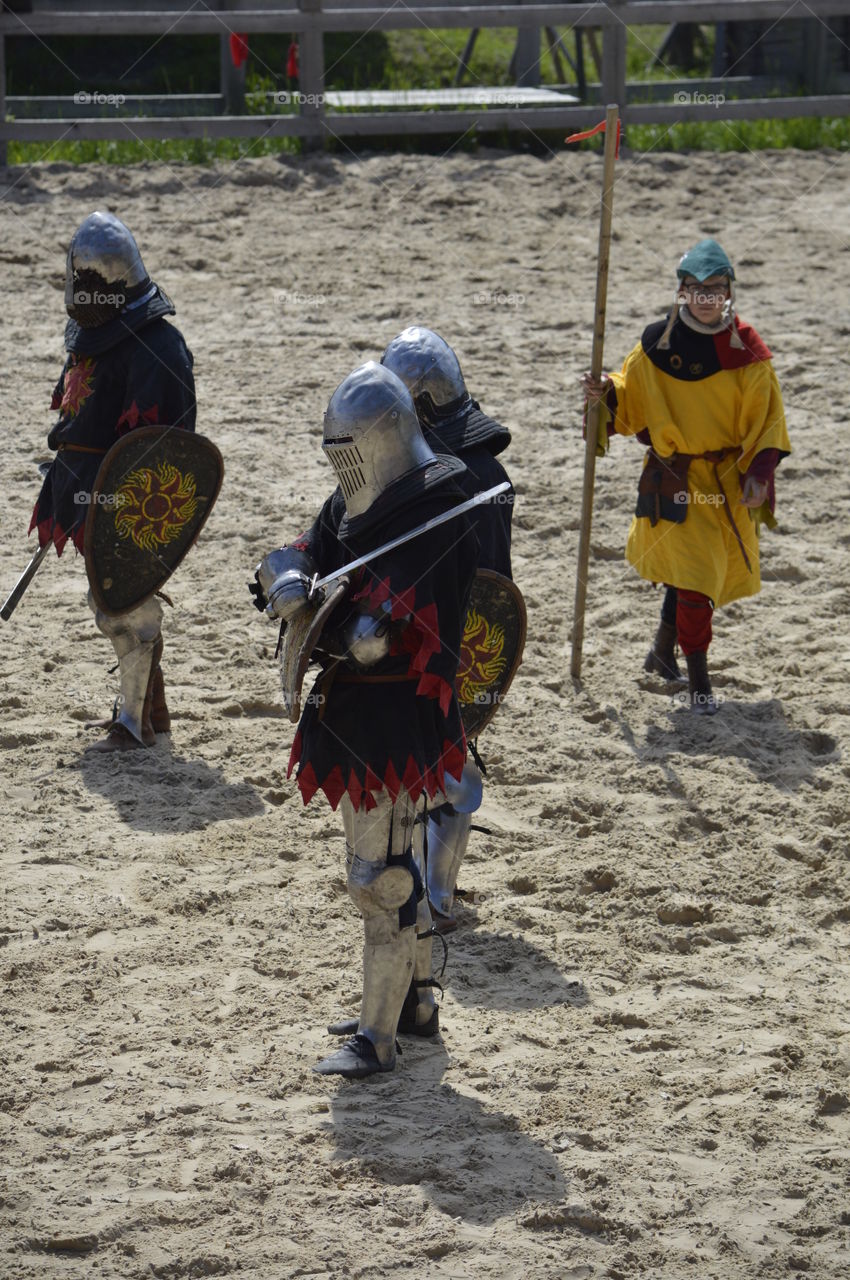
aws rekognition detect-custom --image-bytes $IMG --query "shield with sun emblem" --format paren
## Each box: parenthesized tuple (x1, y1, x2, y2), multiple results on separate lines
(84, 426, 224, 616)
(456, 569, 526, 738)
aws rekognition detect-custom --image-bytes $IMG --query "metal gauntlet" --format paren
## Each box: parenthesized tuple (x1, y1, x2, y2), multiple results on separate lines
(253, 547, 317, 621)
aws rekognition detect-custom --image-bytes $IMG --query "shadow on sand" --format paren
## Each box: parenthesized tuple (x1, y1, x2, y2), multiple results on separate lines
(326, 1041, 569, 1224)
(76, 735, 265, 832)
(641, 696, 840, 790)
(446, 928, 589, 1012)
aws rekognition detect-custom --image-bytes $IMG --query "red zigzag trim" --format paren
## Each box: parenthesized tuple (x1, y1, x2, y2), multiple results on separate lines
(288, 728, 466, 812)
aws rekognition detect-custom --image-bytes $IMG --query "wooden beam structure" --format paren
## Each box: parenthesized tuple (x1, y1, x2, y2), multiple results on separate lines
(2, 1, 850, 158)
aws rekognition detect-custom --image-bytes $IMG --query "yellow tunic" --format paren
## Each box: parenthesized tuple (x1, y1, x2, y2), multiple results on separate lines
(603, 323, 790, 607)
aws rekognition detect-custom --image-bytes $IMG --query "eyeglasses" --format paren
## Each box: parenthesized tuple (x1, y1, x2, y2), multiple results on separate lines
(680, 279, 730, 301)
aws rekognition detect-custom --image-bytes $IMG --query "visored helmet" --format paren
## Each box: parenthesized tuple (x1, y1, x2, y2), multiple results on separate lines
(322, 361, 438, 518)
(381, 326, 471, 428)
(64, 211, 150, 329)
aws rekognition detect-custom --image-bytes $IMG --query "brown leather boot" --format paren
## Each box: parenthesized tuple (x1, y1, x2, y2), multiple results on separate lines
(149, 639, 170, 733)
(644, 618, 684, 682)
(686, 650, 719, 715)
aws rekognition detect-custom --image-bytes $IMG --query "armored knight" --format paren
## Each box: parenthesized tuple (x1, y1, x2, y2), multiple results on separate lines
(253, 362, 479, 1078)
(30, 211, 196, 752)
(381, 327, 515, 934)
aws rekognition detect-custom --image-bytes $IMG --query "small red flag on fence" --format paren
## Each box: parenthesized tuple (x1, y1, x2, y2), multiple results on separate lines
(287, 41, 300, 82)
(565, 117, 621, 157)
(230, 33, 249, 69)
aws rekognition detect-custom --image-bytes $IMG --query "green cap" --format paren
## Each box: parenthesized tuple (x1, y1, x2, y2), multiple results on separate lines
(676, 238, 735, 282)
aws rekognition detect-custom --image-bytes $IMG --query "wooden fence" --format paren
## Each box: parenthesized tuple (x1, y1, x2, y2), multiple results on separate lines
(2, 1, 850, 164)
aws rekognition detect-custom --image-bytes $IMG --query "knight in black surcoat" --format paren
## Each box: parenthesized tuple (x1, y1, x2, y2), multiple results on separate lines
(30, 211, 196, 752)
(252, 362, 479, 1078)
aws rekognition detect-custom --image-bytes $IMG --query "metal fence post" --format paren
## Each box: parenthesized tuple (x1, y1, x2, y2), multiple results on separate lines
(220, 37, 247, 114)
(0, 30, 6, 167)
(299, 0, 325, 152)
(217, 0, 247, 115)
(601, 1, 627, 115)
(515, 0, 541, 88)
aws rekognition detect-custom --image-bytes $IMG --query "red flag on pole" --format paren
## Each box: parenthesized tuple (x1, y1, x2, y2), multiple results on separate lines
(566, 117, 621, 158)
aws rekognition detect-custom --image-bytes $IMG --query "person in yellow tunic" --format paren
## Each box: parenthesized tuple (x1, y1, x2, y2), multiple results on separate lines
(582, 239, 791, 714)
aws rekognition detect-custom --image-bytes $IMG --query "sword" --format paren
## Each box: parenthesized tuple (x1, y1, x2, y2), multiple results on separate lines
(1, 542, 51, 622)
(309, 481, 510, 599)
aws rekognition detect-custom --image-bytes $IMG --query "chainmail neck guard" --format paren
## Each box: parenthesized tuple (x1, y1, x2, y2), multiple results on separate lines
(64, 281, 176, 356)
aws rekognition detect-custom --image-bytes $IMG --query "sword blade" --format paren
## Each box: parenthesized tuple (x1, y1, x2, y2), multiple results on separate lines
(310, 481, 510, 597)
(1, 542, 51, 622)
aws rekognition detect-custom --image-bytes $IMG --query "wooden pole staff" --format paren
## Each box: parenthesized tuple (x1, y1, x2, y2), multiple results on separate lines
(570, 102, 619, 680)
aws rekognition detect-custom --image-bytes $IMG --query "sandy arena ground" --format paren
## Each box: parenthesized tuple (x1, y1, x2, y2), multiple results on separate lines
(1, 143, 849, 1280)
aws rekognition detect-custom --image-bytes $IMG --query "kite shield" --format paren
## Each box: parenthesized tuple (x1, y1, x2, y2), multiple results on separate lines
(84, 426, 223, 616)
(456, 569, 527, 738)
(279, 576, 351, 724)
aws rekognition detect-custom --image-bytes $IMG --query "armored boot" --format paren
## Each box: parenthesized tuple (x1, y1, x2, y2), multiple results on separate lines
(87, 644, 158, 752)
(315, 834, 417, 1079)
(643, 619, 684, 682)
(427, 807, 473, 934)
(686, 650, 718, 716)
(329, 895, 442, 1041)
(86, 593, 162, 752)
(327, 823, 441, 1041)
(314, 920, 416, 1078)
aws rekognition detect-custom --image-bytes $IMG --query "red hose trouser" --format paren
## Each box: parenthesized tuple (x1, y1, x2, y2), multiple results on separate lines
(676, 589, 713, 656)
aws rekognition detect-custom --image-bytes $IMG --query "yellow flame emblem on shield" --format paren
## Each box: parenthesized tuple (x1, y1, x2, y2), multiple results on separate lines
(457, 607, 507, 705)
(114, 461, 198, 552)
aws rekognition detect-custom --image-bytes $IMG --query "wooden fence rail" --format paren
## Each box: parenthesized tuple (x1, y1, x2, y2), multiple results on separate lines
(5, 3, 850, 32)
(2, 1, 850, 164)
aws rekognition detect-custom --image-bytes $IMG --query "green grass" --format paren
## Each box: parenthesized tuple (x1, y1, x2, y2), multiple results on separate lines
(7, 134, 300, 167)
(385, 27, 551, 89)
(625, 115, 850, 152)
(382, 24, 685, 89)
(11, 113, 850, 170)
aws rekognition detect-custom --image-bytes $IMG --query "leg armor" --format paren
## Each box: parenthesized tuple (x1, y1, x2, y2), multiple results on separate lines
(426, 761, 483, 924)
(405, 821, 441, 1034)
(88, 590, 163, 745)
(315, 789, 418, 1076)
(326, 810, 441, 1042)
